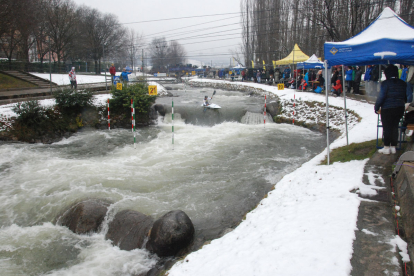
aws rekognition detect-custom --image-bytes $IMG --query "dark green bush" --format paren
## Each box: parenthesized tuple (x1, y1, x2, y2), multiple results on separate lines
(110, 83, 156, 122)
(12, 100, 47, 127)
(54, 88, 93, 115)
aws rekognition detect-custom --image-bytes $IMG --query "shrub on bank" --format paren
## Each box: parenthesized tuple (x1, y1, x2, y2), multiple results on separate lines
(54, 88, 94, 115)
(109, 83, 157, 125)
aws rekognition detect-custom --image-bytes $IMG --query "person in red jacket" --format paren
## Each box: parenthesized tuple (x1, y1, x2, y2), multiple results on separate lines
(332, 79, 342, 97)
(109, 63, 116, 79)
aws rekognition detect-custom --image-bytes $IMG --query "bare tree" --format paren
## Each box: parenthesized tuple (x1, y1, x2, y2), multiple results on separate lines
(123, 29, 144, 71)
(149, 37, 169, 71)
(76, 6, 126, 74)
(167, 40, 186, 67)
(44, 0, 78, 71)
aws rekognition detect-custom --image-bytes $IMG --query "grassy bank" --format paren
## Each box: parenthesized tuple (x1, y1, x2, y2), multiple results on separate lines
(0, 73, 37, 90)
(320, 139, 380, 165)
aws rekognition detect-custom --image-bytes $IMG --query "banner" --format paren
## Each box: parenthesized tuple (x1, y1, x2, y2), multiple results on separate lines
(251, 60, 254, 68)
(263, 60, 266, 70)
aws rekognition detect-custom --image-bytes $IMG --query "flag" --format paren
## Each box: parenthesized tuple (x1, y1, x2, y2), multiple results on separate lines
(263, 60, 266, 70)
(251, 60, 254, 68)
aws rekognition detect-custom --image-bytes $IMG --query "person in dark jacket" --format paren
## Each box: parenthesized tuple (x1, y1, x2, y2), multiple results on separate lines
(353, 66, 363, 94)
(375, 64, 407, 154)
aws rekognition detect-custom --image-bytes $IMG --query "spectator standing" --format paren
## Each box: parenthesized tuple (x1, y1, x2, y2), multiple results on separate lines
(353, 66, 363, 94)
(401, 65, 409, 81)
(109, 63, 116, 78)
(241, 69, 246, 82)
(371, 65, 380, 95)
(364, 65, 372, 95)
(284, 67, 291, 79)
(375, 64, 407, 154)
(406, 66, 414, 103)
(256, 70, 261, 83)
(345, 66, 354, 93)
(69, 67, 77, 89)
(269, 67, 274, 82)
(120, 68, 132, 84)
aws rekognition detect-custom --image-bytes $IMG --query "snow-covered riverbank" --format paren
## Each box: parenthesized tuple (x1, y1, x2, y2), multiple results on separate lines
(166, 79, 403, 276)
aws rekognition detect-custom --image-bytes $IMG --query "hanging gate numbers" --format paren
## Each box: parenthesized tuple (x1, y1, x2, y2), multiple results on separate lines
(148, 85, 158, 95)
(278, 83, 285, 90)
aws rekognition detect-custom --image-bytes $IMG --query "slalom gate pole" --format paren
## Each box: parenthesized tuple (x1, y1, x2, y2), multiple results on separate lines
(264, 94, 266, 128)
(172, 100, 174, 150)
(131, 99, 136, 149)
(107, 99, 110, 130)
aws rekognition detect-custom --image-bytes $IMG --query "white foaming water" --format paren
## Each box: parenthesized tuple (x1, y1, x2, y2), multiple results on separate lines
(0, 94, 326, 275)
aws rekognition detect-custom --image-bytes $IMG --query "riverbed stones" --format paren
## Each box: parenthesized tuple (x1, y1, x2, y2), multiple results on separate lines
(58, 199, 110, 234)
(266, 101, 280, 118)
(106, 210, 154, 251)
(146, 210, 195, 257)
(152, 104, 166, 117)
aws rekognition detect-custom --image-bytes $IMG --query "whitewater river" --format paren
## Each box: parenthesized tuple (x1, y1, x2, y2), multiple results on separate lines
(0, 86, 327, 275)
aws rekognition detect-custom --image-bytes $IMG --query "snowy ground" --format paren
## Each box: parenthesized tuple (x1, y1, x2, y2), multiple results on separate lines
(0, 78, 407, 275)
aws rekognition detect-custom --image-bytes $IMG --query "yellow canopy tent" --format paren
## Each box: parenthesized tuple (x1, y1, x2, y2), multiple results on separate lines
(275, 44, 309, 65)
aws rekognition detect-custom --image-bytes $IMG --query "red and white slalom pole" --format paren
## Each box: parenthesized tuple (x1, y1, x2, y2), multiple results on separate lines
(131, 99, 136, 149)
(264, 94, 266, 128)
(107, 99, 110, 130)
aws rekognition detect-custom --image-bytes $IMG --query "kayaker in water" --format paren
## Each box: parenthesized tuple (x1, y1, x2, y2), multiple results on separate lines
(203, 95, 211, 106)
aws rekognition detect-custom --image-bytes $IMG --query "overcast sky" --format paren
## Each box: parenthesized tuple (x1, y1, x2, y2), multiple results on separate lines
(72, 0, 242, 66)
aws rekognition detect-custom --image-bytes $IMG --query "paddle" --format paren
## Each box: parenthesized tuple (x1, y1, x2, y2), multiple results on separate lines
(211, 90, 216, 100)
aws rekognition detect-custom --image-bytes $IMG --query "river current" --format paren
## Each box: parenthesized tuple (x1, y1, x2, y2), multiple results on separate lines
(0, 86, 326, 275)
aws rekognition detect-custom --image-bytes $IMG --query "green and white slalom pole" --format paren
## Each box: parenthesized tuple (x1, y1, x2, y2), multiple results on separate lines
(131, 99, 136, 149)
(172, 99, 174, 150)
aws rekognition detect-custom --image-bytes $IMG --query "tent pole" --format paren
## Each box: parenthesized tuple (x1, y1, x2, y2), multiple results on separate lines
(342, 66, 349, 145)
(325, 60, 330, 165)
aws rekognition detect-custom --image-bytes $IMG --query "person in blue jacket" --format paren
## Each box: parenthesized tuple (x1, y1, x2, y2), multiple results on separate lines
(345, 66, 354, 93)
(284, 67, 291, 79)
(375, 64, 407, 154)
(120, 68, 132, 82)
(364, 65, 373, 96)
(400, 65, 409, 81)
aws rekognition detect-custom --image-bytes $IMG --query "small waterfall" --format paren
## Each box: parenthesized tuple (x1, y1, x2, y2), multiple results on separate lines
(241, 112, 274, 125)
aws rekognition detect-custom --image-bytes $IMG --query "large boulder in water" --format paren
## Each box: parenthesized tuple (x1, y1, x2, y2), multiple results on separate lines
(266, 101, 280, 118)
(106, 210, 154, 251)
(146, 210, 195, 257)
(151, 104, 166, 117)
(58, 199, 111, 234)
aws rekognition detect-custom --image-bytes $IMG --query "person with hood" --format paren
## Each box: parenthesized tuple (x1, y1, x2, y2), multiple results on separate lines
(353, 66, 363, 94)
(345, 66, 354, 93)
(332, 79, 343, 97)
(375, 64, 407, 154)
(69, 67, 77, 89)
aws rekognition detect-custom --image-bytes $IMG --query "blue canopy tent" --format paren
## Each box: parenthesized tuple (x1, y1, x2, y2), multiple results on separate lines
(324, 7, 414, 67)
(323, 7, 414, 164)
(296, 54, 324, 69)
